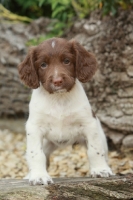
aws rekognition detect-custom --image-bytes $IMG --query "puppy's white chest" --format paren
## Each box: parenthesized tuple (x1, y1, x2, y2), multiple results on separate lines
(42, 112, 85, 146)
(30, 80, 91, 146)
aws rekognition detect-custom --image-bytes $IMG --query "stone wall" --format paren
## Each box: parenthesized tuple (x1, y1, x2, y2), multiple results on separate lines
(0, 10, 133, 149)
(0, 17, 52, 117)
(66, 10, 133, 149)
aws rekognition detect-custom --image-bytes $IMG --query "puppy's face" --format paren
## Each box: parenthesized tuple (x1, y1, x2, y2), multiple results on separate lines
(36, 39, 76, 93)
(18, 38, 97, 93)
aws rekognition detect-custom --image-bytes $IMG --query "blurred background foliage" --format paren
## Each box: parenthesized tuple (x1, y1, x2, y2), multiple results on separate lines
(0, 0, 133, 44)
(1, 0, 133, 19)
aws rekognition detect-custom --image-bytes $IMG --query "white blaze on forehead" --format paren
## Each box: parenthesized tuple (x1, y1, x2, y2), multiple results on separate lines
(51, 40, 55, 48)
(54, 69, 59, 77)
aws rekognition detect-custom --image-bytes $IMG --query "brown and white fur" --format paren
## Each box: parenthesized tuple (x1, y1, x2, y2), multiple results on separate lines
(18, 38, 113, 185)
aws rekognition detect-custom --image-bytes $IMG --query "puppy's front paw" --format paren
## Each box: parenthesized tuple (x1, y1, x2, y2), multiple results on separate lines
(29, 171, 53, 185)
(90, 167, 113, 178)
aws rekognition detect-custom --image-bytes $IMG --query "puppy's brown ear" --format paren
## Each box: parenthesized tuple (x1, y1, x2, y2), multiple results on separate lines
(70, 40, 97, 83)
(18, 47, 40, 89)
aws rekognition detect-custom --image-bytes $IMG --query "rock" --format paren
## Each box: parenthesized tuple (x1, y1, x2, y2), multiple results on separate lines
(0, 18, 53, 118)
(66, 9, 133, 146)
(127, 66, 133, 77)
(107, 131, 124, 146)
(122, 135, 133, 148)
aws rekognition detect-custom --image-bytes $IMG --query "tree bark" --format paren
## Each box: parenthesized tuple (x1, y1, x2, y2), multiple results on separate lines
(0, 175, 133, 200)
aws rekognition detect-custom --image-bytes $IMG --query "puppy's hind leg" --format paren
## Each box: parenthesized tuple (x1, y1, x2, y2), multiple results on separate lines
(43, 138, 57, 169)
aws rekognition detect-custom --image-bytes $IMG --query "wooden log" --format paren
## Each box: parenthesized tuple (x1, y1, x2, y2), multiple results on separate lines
(0, 175, 133, 200)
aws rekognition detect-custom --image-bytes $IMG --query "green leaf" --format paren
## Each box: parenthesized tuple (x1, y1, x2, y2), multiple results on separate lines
(51, 1, 59, 10)
(52, 6, 67, 18)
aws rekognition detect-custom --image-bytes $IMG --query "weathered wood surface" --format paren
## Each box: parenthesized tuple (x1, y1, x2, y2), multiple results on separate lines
(0, 175, 133, 200)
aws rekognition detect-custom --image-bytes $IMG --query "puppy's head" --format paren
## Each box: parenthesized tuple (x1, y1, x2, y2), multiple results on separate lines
(18, 38, 97, 93)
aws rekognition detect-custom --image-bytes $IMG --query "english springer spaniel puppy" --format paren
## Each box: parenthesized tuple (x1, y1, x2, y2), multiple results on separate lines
(18, 38, 113, 185)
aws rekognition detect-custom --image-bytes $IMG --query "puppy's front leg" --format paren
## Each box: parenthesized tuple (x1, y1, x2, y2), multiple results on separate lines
(85, 118, 113, 177)
(26, 122, 53, 185)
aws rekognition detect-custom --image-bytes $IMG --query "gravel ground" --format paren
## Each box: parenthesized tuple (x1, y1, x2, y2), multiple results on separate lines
(0, 129, 133, 179)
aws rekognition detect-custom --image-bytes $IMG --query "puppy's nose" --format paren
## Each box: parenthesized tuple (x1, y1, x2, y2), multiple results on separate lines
(53, 77, 63, 87)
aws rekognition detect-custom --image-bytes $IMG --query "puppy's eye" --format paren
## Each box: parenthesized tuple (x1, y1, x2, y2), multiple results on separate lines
(64, 58, 70, 65)
(41, 62, 47, 68)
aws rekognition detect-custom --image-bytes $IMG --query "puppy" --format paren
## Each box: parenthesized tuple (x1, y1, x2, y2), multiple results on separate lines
(18, 38, 113, 185)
